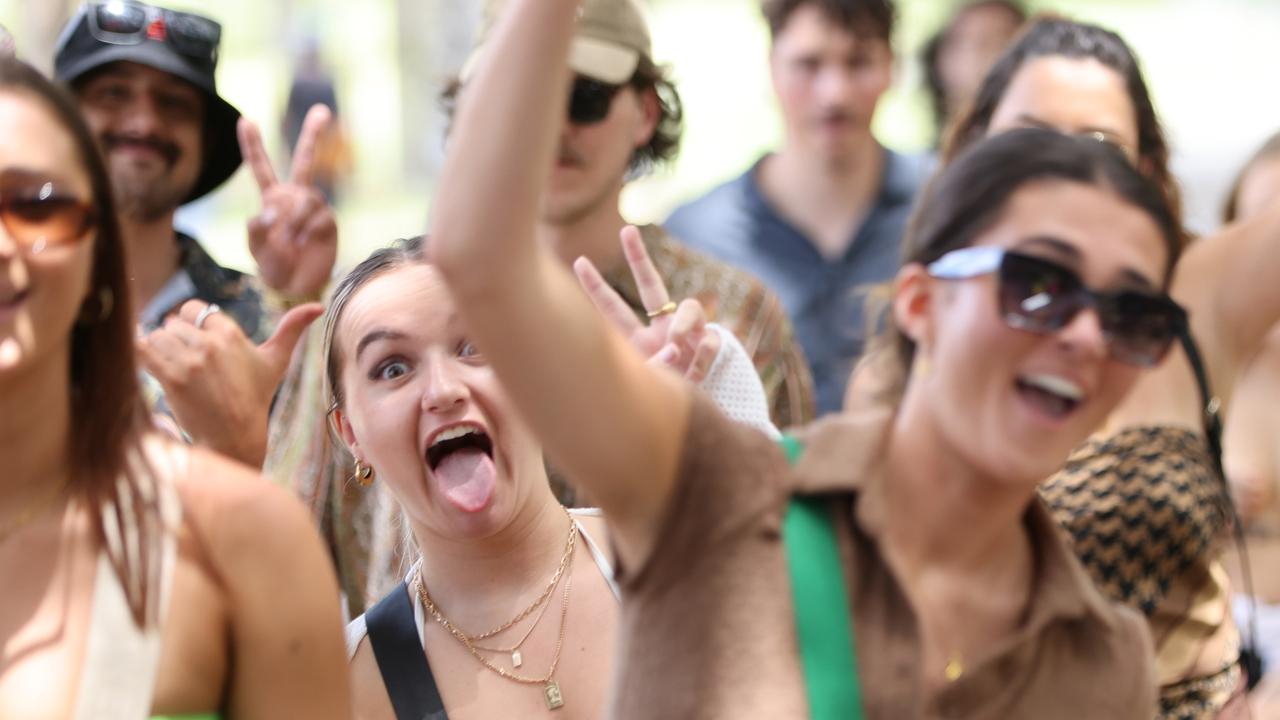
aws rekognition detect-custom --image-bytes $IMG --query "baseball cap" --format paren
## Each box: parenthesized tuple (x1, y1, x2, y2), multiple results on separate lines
(53, 1, 242, 204)
(465, 0, 652, 85)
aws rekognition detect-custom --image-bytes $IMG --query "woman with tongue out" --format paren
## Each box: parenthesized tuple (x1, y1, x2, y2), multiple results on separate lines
(423, 0, 1193, 717)
(324, 231, 772, 719)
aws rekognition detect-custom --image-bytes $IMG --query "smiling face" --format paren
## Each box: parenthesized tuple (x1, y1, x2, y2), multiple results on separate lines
(897, 179, 1168, 484)
(332, 263, 546, 540)
(987, 56, 1139, 161)
(769, 4, 892, 164)
(76, 61, 204, 221)
(0, 90, 96, 377)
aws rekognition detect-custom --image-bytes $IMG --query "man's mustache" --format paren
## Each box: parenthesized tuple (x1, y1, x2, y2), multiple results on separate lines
(103, 134, 180, 164)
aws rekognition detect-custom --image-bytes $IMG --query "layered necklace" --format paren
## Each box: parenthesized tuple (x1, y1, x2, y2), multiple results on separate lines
(415, 510, 578, 710)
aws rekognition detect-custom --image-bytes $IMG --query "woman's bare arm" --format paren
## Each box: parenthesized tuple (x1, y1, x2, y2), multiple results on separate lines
(429, 0, 690, 568)
(184, 449, 351, 719)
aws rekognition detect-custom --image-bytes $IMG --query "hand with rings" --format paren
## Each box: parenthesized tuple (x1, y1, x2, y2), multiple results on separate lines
(136, 299, 324, 467)
(573, 225, 722, 384)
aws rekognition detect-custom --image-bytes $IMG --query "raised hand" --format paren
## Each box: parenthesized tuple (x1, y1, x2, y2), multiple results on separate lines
(137, 300, 324, 467)
(238, 104, 338, 301)
(573, 225, 721, 383)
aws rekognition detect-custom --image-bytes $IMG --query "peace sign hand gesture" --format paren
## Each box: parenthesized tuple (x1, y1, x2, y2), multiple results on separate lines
(573, 225, 722, 383)
(238, 104, 338, 301)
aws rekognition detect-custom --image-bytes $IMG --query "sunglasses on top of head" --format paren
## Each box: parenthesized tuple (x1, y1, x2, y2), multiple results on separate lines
(926, 245, 1186, 368)
(86, 1, 221, 63)
(0, 174, 97, 253)
(568, 75, 630, 125)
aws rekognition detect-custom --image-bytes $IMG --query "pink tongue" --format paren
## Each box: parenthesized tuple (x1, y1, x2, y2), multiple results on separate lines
(433, 448, 496, 513)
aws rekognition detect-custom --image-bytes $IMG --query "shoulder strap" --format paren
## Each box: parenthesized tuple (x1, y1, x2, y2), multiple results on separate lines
(779, 436, 866, 720)
(366, 582, 448, 720)
(1177, 327, 1225, 481)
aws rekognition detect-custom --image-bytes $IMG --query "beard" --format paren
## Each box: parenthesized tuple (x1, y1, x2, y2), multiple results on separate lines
(102, 134, 194, 222)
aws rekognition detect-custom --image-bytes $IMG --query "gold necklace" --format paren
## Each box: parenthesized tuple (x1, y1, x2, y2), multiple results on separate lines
(0, 478, 68, 545)
(416, 555, 574, 710)
(467, 511, 577, 641)
(470, 577, 558, 668)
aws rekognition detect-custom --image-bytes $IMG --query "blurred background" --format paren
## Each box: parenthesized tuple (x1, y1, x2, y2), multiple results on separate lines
(1, 0, 1277, 274)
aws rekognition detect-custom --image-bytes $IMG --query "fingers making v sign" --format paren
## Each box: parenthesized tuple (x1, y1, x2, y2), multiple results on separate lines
(573, 225, 722, 383)
(238, 104, 339, 303)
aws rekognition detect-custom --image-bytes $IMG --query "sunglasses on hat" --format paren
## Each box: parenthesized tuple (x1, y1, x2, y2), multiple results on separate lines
(0, 172, 97, 253)
(86, 1, 221, 64)
(568, 76, 627, 125)
(927, 245, 1186, 368)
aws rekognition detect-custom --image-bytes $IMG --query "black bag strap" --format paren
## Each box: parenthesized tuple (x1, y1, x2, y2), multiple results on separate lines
(1179, 327, 1265, 688)
(366, 581, 448, 720)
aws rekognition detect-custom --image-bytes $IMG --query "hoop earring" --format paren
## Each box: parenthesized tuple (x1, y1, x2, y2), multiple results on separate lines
(77, 286, 114, 325)
(354, 460, 375, 487)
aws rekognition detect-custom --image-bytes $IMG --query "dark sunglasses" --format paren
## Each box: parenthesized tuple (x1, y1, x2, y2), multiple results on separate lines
(568, 76, 626, 125)
(927, 246, 1186, 367)
(87, 1, 221, 63)
(0, 180, 97, 252)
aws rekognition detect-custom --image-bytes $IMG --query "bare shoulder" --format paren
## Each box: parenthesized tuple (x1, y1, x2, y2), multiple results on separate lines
(171, 443, 323, 572)
(349, 635, 395, 720)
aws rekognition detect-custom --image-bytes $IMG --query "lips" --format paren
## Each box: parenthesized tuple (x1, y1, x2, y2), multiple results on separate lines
(424, 421, 497, 514)
(1015, 372, 1086, 421)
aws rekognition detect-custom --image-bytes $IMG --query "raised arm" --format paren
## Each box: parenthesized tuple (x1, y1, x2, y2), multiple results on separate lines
(428, 0, 690, 568)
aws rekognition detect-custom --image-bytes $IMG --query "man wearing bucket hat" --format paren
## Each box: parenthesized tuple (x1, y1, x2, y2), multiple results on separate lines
(54, 1, 337, 467)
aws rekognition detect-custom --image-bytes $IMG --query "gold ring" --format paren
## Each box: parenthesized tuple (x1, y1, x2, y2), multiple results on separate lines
(646, 301, 677, 319)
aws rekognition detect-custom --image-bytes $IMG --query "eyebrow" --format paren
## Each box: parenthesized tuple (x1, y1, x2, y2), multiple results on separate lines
(1016, 235, 1157, 291)
(355, 329, 407, 363)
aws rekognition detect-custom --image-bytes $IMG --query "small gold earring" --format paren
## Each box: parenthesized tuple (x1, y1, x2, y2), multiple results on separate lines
(77, 286, 114, 325)
(354, 460, 374, 487)
(913, 354, 931, 379)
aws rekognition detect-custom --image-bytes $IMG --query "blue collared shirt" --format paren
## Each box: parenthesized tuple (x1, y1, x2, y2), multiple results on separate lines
(666, 148, 925, 415)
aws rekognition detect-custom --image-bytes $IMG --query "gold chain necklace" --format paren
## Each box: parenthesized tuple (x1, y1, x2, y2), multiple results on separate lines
(415, 552, 574, 710)
(470, 577, 558, 668)
(466, 511, 577, 641)
(0, 478, 68, 546)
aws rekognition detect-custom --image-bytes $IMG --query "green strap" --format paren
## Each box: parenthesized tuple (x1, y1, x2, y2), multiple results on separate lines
(780, 436, 865, 720)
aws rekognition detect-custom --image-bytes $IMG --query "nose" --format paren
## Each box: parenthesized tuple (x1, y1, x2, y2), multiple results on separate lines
(814, 64, 853, 107)
(421, 354, 469, 415)
(1055, 305, 1109, 361)
(120, 94, 162, 137)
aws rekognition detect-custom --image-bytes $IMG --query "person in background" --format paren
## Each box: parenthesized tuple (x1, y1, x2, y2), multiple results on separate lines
(921, 0, 1025, 147)
(53, 1, 337, 468)
(283, 37, 352, 204)
(666, 0, 925, 415)
(1219, 130, 1280, 712)
(0, 56, 349, 719)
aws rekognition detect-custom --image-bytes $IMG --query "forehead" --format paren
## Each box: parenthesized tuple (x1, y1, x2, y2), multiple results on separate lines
(83, 61, 203, 98)
(992, 56, 1137, 139)
(338, 263, 455, 354)
(983, 179, 1167, 286)
(0, 91, 90, 193)
(773, 4, 889, 55)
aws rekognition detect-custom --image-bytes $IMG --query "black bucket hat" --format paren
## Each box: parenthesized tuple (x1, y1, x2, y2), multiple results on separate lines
(54, 1, 242, 204)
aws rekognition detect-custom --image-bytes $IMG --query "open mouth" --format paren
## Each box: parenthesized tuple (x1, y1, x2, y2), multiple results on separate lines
(1015, 373, 1084, 420)
(426, 424, 494, 469)
(425, 423, 497, 514)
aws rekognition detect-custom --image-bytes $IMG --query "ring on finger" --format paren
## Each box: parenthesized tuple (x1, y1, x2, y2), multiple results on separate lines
(194, 303, 222, 330)
(646, 301, 677, 319)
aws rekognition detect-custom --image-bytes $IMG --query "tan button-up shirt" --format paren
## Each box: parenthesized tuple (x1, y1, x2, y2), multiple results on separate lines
(610, 395, 1156, 719)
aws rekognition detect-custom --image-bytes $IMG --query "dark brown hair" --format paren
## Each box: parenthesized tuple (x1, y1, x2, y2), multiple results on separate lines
(439, 55, 684, 177)
(1222, 130, 1280, 224)
(943, 16, 1183, 239)
(761, 0, 895, 42)
(0, 58, 154, 626)
(872, 128, 1182, 397)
